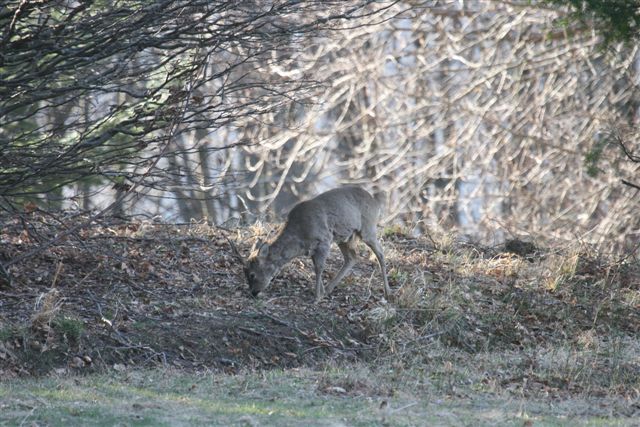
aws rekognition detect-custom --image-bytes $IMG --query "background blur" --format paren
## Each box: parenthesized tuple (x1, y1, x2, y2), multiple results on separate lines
(2, 1, 639, 252)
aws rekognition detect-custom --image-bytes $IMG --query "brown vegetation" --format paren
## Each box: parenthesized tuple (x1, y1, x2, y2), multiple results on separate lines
(1, 213, 638, 401)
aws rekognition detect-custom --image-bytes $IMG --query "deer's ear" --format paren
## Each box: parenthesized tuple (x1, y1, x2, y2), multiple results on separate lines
(251, 238, 263, 252)
(257, 241, 269, 258)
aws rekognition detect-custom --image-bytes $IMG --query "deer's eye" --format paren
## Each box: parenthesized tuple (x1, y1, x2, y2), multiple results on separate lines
(249, 272, 256, 281)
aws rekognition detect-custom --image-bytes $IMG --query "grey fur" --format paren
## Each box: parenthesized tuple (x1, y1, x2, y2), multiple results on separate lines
(243, 186, 391, 302)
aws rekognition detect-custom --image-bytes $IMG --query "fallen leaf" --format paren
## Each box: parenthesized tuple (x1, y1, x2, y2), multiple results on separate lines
(70, 356, 85, 369)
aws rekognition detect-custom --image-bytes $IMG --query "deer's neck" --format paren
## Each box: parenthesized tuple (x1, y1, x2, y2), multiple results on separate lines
(267, 226, 306, 267)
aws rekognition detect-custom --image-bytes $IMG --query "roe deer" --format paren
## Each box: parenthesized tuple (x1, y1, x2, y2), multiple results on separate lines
(241, 186, 391, 303)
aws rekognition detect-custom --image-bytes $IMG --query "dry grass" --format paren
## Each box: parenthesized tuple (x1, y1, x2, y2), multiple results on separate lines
(364, 232, 640, 397)
(1, 215, 638, 403)
(30, 288, 63, 331)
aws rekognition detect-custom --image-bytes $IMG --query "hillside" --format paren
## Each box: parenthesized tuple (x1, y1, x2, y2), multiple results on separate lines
(1, 212, 639, 403)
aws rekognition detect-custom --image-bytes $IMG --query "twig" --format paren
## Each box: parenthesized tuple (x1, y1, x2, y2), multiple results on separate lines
(218, 227, 245, 263)
(389, 402, 418, 414)
(417, 330, 447, 342)
(617, 138, 640, 163)
(621, 179, 640, 191)
(301, 345, 325, 354)
(72, 262, 103, 288)
(238, 326, 299, 342)
(0, 261, 12, 287)
(88, 235, 210, 243)
(18, 407, 36, 427)
(258, 311, 303, 332)
(51, 261, 63, 287)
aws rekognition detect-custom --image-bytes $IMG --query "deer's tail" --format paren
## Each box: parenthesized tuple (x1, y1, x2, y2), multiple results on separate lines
(373, 190, 388, 219)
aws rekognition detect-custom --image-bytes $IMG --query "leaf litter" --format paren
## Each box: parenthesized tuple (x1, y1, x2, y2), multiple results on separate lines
(0, 212, 638, 402)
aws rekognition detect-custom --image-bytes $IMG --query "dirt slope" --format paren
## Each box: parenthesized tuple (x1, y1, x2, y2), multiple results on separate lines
(1, 212, 639, 395)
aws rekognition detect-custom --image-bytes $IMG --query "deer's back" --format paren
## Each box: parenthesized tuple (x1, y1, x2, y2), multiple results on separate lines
(286, 187, 381, 242)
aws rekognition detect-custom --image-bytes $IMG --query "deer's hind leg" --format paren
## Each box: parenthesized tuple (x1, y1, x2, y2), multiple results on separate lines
(361, 232, 391, 298)
(325, 234, 359, 296)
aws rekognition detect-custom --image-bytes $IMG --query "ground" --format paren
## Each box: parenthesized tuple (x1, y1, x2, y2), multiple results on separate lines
(0, 213, 639, 425)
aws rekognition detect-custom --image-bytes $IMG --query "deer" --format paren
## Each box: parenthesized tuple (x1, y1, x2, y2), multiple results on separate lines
(238, 186, 391, 303)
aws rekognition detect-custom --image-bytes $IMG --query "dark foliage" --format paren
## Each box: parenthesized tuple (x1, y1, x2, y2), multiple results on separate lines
(0, 1, 387, 209)
(546, 0, 640, 44)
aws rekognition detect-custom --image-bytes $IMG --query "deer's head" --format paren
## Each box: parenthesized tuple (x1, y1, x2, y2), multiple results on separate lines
(243, 239, 278, 297)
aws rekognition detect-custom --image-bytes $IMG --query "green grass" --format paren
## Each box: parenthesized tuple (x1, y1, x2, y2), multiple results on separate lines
(0, 325, 19, 342)
(52, 315, 84, 344)
(1, 363, 637, 427)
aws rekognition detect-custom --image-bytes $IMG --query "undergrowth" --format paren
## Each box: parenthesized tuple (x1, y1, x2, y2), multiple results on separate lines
(364, 237, 640, 396)
(1, 215, 638, 401)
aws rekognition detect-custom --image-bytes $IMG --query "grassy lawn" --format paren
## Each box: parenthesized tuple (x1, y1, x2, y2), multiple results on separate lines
(1, 363, 637, 427)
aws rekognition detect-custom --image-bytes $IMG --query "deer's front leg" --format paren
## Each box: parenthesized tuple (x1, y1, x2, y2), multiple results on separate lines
(311, 243, 330, 303)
